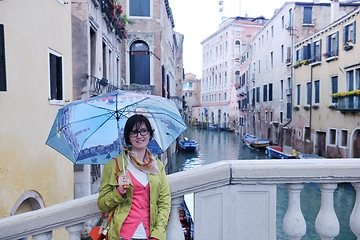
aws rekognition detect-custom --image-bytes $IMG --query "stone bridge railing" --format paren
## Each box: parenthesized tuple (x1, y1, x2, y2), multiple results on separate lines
(0, 159, 360, 240)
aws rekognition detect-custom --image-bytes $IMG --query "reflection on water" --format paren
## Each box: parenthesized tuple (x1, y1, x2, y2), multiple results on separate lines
(169, 127, 356, 240)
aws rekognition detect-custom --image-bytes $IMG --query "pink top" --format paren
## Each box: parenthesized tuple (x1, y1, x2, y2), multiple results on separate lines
(119, 171, 150, 239)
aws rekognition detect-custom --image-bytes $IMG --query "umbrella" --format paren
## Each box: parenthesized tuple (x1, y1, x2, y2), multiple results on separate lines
(46, 90, 187, 164)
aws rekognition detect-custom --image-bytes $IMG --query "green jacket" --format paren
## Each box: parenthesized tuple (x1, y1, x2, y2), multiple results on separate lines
(97, 152, 171, 240)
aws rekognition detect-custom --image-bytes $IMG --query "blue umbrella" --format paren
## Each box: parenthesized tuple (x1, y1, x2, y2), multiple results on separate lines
(46, 90, 187, 164)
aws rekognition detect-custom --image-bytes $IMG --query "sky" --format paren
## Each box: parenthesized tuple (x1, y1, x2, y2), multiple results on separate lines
(168, 0, 323, 77)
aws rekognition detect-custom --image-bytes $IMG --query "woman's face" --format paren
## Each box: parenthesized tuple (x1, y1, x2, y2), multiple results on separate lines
(129, 123, 150, 151)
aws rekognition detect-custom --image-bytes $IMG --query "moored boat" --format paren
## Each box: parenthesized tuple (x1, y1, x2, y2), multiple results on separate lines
(265, 145, 299, 159)
(242, 134, 270, 149)
(178, 137, 198, 152)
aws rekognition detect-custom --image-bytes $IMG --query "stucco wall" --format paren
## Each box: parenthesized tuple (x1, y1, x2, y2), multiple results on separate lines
(0, 2, 74, 238)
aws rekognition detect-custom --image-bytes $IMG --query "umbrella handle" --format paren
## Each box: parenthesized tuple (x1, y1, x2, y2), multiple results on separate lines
(122, 154, 129, 190)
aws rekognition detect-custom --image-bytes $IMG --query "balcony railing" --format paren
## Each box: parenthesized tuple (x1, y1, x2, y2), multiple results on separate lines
(332, 92, 360, 112)
(89, 75, 119, 96)
(1, 159, 360, 240)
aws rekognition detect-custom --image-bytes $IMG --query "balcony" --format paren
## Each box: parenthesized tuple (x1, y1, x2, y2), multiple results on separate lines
(1, 159, 360, 240)
(324, 50, 338, 62)
(89, 75, 119, 96)
(100, 0, 127, 39)
(331, 91, 360, 112)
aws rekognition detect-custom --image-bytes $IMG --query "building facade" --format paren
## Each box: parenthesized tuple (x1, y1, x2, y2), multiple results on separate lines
(0, 0, 73, 238)
(248, 1, 360, 145)
(201, 17, 266, 130)
(293, 6, 360, 158)
(71, 0, 128, 199)
(183, 73, 201, 124)
(118, 0, 183, 102)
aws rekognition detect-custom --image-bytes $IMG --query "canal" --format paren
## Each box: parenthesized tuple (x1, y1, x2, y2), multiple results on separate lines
(169, 127, 356, 240)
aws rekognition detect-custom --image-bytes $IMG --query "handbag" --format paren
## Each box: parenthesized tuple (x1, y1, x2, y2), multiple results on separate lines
(90, 157, 121, 240)
(89, 209, 115, 240)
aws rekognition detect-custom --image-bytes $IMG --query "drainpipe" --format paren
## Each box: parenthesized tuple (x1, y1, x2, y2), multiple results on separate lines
(283, 16, 294, 146)
(305, 65, 314, 154)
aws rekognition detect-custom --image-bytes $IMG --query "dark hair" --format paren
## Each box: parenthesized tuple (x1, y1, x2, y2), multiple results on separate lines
(124, 114, 154, 146)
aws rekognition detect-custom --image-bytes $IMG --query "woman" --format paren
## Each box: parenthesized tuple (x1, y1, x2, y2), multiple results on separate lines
(98, 114, 171, 240)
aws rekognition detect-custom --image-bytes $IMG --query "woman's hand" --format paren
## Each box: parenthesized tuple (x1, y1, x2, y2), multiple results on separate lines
(117, 171, 130, 193)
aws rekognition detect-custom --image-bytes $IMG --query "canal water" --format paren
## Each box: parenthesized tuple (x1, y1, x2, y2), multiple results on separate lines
(169, 127, 356, 240)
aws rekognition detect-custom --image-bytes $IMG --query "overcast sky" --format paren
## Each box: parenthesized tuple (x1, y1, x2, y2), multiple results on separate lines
(168, 0, 326, 77)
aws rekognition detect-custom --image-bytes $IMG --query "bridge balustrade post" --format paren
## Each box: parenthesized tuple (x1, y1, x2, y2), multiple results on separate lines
(166, 196, 185, 240)
(315, 183, 339, 240)
(283, 183, 306, 240)
(66, 223, 84, 240)
(32, 231, 52, 240)
(350, 182, 360, 239)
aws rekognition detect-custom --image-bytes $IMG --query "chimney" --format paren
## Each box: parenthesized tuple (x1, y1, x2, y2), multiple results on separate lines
(331, 0, 340, 22)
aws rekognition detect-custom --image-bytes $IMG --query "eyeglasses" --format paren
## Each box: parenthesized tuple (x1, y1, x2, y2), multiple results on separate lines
(129, 128, 150, 138)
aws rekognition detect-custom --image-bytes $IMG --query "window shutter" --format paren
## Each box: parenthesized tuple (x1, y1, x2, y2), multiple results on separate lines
(0, 24, 6, 91)
(353, 21, 356, 43)
(335, 31, 339, 55)
(326, 35, 330, 54)
(287, 103, 292, 119)
(318, 39, 322, 61)
(310, 42, 315, 59)
(343, 26, 347, 45)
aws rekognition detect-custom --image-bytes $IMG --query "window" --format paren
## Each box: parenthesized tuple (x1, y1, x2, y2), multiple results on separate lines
(311, 40, 322, 62)
(235, 71, 240, 83)
(270, 51, 274, 68)
(341, 129, 348, 147)
(303, 7, 312, 24)
(235, 40, 241, 57)
(271, 26, 274, 37)
(281, 45, 284, 63)
(347, 70, 354, 91)
(314, 80, 320, 104)
(329, 129, 336, 145)
(256, 87, 260, 103)
(189, 82, 193, 88)
(343, 22, 356, 45)
(297, 84, 301, 105)
(326, 32, 339, 57)
(265, 111, 268, 122)
(280, 112, 283, 124)
(252, 88, 255, 106)
(48, 49, 64, 103)
(306, 82, 311, 105)
(305, 127, 311, 141)
(331, 76, 338, 104)
(263, 85, 268, 102)
(280, 80, 284, 101)
(289, 9, 293, 28)
(296, 48, 302, 62)
(303, 44, 311, 61)
(130, 41, 150, 85)
(258, 60, 261, 73)
(269, 83, 273, 101)
(282, 16, 285, 29)
(0, 24, 6, 91)
(130, 0, 150, 17)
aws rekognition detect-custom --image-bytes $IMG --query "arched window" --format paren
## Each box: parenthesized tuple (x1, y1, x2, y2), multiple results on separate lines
(235, 71, 240, 83)
(11, 190, 44, 216)
(130, 41, 150, 85)
(235, 40, 241, 57)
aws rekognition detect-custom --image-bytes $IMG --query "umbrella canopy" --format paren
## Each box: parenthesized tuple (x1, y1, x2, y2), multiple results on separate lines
(46, 90, 187, 164)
